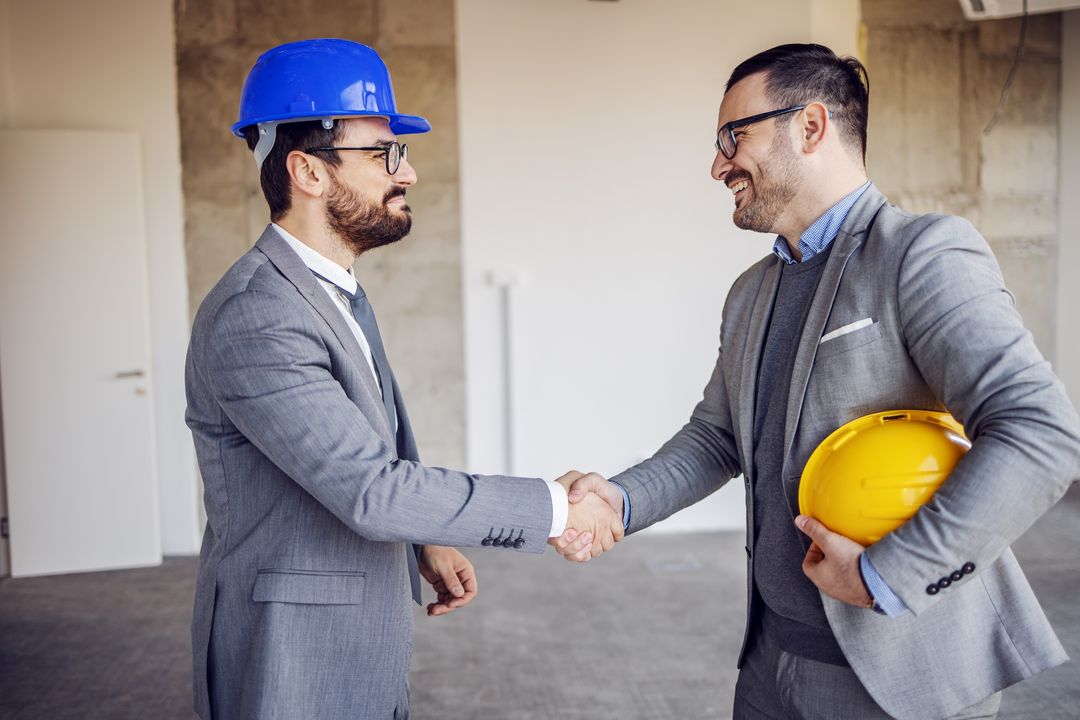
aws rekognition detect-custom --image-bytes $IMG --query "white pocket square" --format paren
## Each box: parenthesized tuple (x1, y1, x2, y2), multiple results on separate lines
(820, 318, 874, 345)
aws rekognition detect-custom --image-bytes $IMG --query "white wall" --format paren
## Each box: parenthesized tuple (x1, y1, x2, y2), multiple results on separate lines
(812, 0, 862, 59)
(1060, 10, 1080, 405)
(458, 0, 859, 533)
(0, 0, 199, 554)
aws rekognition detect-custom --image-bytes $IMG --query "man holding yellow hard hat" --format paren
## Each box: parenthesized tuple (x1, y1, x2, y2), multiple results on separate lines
(551, 44, 1080, 719)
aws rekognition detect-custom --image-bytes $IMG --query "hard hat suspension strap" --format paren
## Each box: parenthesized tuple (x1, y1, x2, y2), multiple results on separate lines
(253, 121, 279, 170)
(252, 118, 336, 169)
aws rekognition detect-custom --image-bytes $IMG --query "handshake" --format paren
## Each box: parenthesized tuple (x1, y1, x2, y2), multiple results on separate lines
(547, 471, 625, 562)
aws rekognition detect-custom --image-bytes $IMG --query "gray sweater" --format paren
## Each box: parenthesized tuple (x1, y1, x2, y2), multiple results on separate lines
(751, 244, 848, 666)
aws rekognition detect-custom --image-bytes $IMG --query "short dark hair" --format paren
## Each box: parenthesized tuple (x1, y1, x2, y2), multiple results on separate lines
(726, 43, 869, 161)
(243, 120, 347, 221)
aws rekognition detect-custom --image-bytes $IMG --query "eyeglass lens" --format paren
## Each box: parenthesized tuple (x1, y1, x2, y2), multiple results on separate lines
(386, 143, 409, 175)
(717, 130, 736, 159)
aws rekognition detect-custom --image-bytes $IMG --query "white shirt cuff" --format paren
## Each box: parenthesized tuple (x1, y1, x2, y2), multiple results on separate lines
(546, 480, 568, 537)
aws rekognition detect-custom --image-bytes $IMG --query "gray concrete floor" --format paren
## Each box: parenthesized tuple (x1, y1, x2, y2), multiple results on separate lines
(1, 486, 1077, 719)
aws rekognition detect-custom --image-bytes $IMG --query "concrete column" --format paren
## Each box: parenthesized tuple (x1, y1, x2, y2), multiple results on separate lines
(862, 0, 1062, 360)
(175, 0, 466, 468)
(1058, 10, 1080, 404)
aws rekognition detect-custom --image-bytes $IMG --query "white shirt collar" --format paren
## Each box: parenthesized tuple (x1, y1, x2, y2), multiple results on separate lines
(271, 223, 358, 295)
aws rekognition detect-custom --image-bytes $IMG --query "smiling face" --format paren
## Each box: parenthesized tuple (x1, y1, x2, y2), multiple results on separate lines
(323, 117, 418, 256)
(711, 72, 802, 235)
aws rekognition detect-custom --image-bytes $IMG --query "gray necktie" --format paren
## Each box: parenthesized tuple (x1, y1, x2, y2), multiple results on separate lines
(315, 271, 422, 605)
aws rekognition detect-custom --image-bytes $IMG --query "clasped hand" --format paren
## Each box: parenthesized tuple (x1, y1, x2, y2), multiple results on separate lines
(547, 471, 625, 562)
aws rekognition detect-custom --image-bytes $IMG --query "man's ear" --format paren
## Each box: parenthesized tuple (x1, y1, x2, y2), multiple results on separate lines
(799, 101, 829, 154)
(286, 150, 328, 200)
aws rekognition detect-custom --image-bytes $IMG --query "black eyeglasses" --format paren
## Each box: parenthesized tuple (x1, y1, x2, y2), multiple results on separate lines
(715, 104, 807, 159)
(304, 141, 408, 175)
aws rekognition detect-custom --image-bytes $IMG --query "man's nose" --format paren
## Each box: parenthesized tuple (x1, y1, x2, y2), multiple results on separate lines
(395, 156, 418, 186)
(711, 150, 733, 183)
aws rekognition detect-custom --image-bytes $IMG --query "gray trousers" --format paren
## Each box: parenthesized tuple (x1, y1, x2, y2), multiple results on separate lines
(733, 608, 1001, 720)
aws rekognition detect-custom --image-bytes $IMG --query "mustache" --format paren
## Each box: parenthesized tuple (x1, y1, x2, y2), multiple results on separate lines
(384, 187, 407, 203)
(726, 170, 752, 186)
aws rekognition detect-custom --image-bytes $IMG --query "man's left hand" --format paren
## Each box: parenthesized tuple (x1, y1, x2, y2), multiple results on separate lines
(795, 515, 873, 608)
(419, 545, 478, 617)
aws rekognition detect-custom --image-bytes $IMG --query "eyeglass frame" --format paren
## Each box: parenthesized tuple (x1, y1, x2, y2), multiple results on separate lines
(714, 104, 808, 159)
(303, 141, 409, 175)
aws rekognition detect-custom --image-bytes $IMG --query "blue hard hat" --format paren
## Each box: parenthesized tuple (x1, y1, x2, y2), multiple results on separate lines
(231, 38, 431, 138)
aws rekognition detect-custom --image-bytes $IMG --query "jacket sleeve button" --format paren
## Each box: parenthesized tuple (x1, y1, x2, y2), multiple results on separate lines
(961, 562, 976, 574)
(926, 584, 939, 596)
(950, 570, 964, 582)
(937, 577, 951, 589)
(513, 537, 525, 549)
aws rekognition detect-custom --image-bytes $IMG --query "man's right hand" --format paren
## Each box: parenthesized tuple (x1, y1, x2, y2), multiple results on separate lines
(548, 471, 625, 562)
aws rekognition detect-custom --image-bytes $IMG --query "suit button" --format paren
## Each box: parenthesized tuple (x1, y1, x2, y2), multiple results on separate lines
(926, 584, 939, 596)
(513, 538, 525, 549)
(481, 537, 493, 546)
(950, 570, 964, 582)
(937, 577, 951, 589)
(961, 562, 976, 574)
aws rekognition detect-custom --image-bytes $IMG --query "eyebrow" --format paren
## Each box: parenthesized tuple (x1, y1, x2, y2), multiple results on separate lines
(369, 139, 396, 149)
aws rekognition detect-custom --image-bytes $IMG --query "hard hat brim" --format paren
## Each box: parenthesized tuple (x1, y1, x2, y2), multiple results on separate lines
(231, 111, 432, 138)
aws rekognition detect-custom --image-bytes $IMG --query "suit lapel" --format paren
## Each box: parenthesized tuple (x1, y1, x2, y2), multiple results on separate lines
(254, 226, 393, 440)
(780, 187, 889, 504)
(738, 259, 781, 482)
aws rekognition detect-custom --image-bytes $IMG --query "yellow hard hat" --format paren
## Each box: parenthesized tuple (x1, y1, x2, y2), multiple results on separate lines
(798, 410, 970, 546)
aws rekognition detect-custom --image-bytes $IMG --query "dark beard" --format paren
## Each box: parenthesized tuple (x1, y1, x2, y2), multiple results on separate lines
(325, 174, 412, 256)
(732, 131, 799, 234)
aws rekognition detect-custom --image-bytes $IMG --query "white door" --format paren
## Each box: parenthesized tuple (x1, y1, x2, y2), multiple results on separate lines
(0, 129, 161, 577)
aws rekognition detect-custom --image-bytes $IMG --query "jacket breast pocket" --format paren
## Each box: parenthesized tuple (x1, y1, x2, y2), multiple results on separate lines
(815, 319, 882, 360)
(252, 569, 366, 605)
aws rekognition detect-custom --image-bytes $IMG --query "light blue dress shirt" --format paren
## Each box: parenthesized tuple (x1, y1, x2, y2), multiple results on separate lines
(613, 180, 907, 616)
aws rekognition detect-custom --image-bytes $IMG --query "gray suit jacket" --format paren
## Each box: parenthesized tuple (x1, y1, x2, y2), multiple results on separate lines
(185, 227, 553, 720)
(612, 185, 1080, 720)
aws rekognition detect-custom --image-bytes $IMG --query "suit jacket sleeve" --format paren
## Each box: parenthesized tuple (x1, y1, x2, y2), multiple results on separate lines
(196, 287, 553, 552)
(865, 215, 1080, 614)
(611, 335, 743, 535)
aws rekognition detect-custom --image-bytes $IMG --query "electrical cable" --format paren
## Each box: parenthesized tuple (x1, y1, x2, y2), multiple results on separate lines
(983, 0, 1029, 135)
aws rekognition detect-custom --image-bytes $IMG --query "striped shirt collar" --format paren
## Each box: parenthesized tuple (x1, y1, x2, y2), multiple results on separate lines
(772, 180, 872, 265)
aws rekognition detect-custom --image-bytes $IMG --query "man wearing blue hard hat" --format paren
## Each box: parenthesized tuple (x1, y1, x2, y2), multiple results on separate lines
(184, 39, 622, 719)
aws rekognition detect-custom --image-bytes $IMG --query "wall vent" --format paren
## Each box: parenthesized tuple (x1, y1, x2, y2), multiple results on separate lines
(959, 0, 1080, 19)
